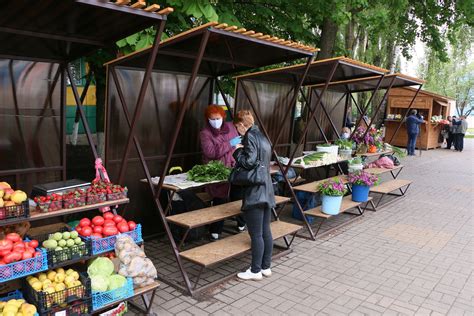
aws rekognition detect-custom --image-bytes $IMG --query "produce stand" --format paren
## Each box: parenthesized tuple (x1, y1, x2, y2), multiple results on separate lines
(234, 57, 388, 240)
(385, 87, 454, 150)
(0, 1, 172, 314)
(104, 22, 317, 296)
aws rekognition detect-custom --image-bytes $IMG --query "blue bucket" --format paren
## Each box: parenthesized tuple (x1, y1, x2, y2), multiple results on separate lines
(321, 195, 343, 215)
(352, 184, 370, 202)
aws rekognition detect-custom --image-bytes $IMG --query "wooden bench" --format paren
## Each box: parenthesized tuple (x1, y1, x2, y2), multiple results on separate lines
(370, 179, 412, 207)
(293, 175, 348, 193)
(302, 195, 374, 237)
(179, 220, 301, 287)
(167, 195, 291, 248)
(364, 164, 404, 179)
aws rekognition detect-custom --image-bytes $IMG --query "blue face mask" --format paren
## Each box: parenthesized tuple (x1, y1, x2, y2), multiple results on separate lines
(341, 133, 350, 139)
(208, 118, 223, 129)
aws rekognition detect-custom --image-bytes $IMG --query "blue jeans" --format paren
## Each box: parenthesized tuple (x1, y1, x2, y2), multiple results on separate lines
(407, 133, 418, 155)
(243, 207, 273, 273)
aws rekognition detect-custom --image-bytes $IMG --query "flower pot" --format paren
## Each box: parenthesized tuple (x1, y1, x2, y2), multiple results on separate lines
(348, 164, 363, 173)
(321, 194, 343, 215)
(351, 184, 370, 202)
(339, 148, 353, 159)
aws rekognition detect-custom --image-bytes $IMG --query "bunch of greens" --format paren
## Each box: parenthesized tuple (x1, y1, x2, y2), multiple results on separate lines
(334, 139, 354, 150)
(348, 157, 363, 165)
(187, 161, 231, 182)
(303, 152, 327, 164)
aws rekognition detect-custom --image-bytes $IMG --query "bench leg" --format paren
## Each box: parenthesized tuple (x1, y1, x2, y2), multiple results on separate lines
(391, 167, 403, 179)
(364, 199, 377, 212)
(356, 205, 364, 215)
(193, 266, 205, 290)
(375, 193, 385, 208)
(164, 190, 176, 216)
(314, 219, 326, 238)
(177, 229, 190, 250)
(128, 289, 157, 315)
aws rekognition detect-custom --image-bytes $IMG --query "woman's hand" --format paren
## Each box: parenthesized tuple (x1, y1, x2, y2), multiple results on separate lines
(235, 144, 244, 149)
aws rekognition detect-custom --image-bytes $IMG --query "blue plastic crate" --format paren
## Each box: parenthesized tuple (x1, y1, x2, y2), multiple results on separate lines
(92, 277, 134, 311)
(0, 290, 39, 316)
(86, 224, 142, 255)
(0, 248, 48, 282)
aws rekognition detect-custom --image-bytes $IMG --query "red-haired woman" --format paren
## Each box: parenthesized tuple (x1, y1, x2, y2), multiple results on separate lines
(200, 105, 244, 240)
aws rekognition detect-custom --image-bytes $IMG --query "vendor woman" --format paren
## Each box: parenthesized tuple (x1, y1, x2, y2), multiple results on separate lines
(200, 105, 245, 240)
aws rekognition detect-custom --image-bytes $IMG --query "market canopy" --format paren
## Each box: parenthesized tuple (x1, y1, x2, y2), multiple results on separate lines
(0, 0, 171, 62)
(235, 57, 388, 85)
(105, 22, 318, 76)
(309, 73, 425, 93)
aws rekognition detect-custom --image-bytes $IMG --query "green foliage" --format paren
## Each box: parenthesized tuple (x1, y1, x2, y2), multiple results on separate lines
(187, 160, 231, 182)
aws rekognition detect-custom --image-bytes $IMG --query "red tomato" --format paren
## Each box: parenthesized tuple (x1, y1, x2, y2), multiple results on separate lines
(127, 221, 137, 231)
(0, 249, 11, 257)
(112, 215, 124, 224)
(79, 218, 91, 227)
(92, 216, 105, 226)
(117, 222, 129, 233)
(93, 226, 103, 234)
(9, 251, 22, 262)
(103, 219, 116, 227)
(5, 233, 21, 243)
(22, 252, 33, 260)
(75, 226, 82, 234)
(34, 251, 42, 257)
(103, 212, 114, 220)
(103, 226, 118, 236)
(3, 253, 16, 264)
(91, 233, 103, 239)
(0, 239, 13, 252)
(0, 261, 5, 266)
(12, 242, 25, 252)
(81, 226, 93, 237)
(28, 240, 39, 249)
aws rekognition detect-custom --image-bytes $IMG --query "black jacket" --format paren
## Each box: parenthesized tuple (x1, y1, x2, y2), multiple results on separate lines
(233, 125, 276, 211)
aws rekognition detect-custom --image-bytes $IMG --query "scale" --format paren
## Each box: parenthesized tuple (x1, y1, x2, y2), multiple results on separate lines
(31, 179, 90, 197)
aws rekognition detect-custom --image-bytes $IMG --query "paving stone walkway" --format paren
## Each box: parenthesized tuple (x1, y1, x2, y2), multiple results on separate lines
(131, 140, 473, 315)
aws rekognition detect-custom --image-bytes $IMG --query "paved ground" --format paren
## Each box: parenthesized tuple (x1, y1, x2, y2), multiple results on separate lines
(130, 140, 473, 315)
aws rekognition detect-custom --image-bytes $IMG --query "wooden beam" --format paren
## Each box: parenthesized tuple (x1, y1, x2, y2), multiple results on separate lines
(157, 7, 174, 15)
(144, 4, 160, 12)
(130, 1, 145, 8)
(258, 35, 271, 40)
(281, 40, 292, 45)
(242, 30, 255, 35)
(250, 32, 263, 38)
(115, 0, 131, 5)
(224, 26, 238, 31)
(214, 23, 228, 29)
(268, 36, 279, 42)
(233, 28, 247, 34)
(274, 39, 285, 44)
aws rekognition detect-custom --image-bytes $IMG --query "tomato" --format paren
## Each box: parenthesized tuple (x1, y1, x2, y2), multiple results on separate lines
(103, 212, 114, 220)
(127, 221, 137, 231)
(92, 216, 105, 226)
(103, 219, 116, 227)
(75, 226, 82, 234)
(5, 233, 21, 243)
(117, 222, 129, 233)
(34, 251, 42, 257)
(81, 226, 93, 237)
(103, 226, 118, 236)
(0, 261, 5, 266)
(79, 218, 91, 227)
(28, 240, 39, 249)
(22, 252, 33, 260)
(93, 226, 103, 234)
(0, 239, 13, 252)
(91, 233, 103, 239)
(112, 215, 124, 224)
(0, 249, 11, 257)
(24, 247, 35, 255)
(12, 242, 25, 252)
(3, 253, 15, 264)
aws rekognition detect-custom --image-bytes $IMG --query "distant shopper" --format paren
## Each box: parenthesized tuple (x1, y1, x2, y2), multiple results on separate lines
(200, 105, 241, 240)
(455, 116, 468, 152)
(233, 110, 275, 281)
(445, 116, 454, 149)
(405, 109, 424, 156)
(452, 116, 462, 151)
(341, 127, 351, 140)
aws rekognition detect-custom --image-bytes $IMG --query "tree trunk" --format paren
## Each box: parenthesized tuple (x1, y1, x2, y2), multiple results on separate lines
(317, 17, 339, 60)
(345, 19, 357, 58)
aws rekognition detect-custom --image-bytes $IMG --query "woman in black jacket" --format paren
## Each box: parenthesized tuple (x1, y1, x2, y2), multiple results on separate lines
(233, 110, 276, 281)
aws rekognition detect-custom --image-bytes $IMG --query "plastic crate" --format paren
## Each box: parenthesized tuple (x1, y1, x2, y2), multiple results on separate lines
(106, 190, 128, 201)
(30, 227, 92, 269)
(92, 277, 133, 311)
(63, 195, 86, 209)
(0, 290, 39, 316)
(0, 248, 47, 283)
(86, 192, 107, 205)
(0, 200, 29, 222)
(24, 272, 91, 314)
(86, 224, 142, 255)
(40, 297, 92, 316)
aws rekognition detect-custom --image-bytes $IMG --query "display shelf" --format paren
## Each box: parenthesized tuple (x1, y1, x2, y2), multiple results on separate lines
(0, 198, 129, 227)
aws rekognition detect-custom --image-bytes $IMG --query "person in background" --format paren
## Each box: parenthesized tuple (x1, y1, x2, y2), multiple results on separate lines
(445, 116, 454, 149)
(200, 105, 243, 241)
(405, 109, 424, 156)
(345, 111, 355, 129)
(452, 116, 462, 151)
(233, 110, 275, 281)
(455, 116, 468, 152)
(341, 127, 351, 139)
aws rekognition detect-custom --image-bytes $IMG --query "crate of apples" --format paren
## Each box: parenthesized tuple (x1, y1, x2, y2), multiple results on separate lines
(75, 212, 141, 254)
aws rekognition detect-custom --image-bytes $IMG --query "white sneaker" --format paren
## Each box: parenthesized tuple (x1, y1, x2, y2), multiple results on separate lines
(237, 269, 263, 281)
(261, 268, 272, 277)
(237, 225, 246, 232)
(210, 233, 219, 241)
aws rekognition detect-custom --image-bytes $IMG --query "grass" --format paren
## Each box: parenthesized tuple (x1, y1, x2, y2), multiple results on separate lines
(467, 128, 474, 133)
(465, 135, 474, 138)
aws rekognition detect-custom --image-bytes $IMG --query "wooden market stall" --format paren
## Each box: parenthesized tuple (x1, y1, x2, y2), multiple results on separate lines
(385, 87, 454, 150)
(0, 1, 172, 314)
(104, 21, 318, 296)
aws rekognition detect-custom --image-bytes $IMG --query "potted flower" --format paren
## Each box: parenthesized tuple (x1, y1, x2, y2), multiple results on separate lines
(351, 127, 384, 154)
(317, 179, 347, 215)
(348, 171, 379, 202)
(348, 157, 363, 173)
(334, 139, 354, 159)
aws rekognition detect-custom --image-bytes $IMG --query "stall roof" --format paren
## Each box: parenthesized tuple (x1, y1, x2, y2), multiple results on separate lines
(0, 0, 172, 62)
(400, 87, 455, 102)
(105, 22, 318, 76)
(234, 57, 388, 85)
(308, 73, 425, 93)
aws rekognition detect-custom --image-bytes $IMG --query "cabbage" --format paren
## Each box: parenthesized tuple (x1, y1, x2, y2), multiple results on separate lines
(91, 275, 109, 292)
(108, 274, 127, 291)
(88, 257, 114, 277)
